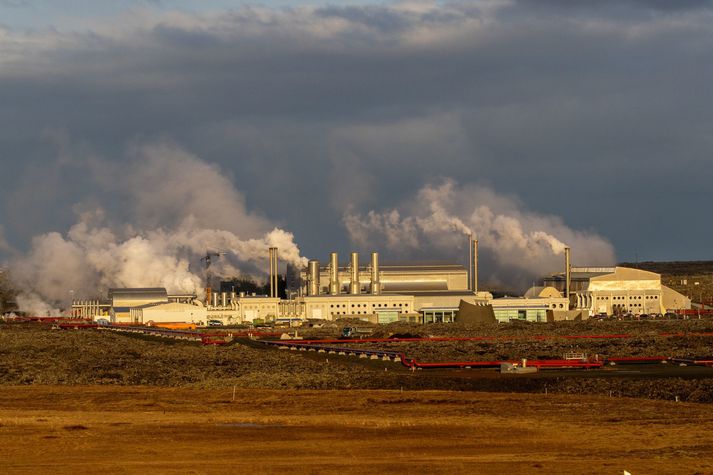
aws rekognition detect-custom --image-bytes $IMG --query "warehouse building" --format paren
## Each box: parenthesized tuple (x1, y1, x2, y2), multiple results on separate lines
(544, 266, 691, 316)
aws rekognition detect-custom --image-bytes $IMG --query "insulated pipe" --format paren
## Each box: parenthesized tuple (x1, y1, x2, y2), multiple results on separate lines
(308, 260, 320, 296)
(565, 247, 571, 304)
(471, 239, 479, 294)
(370, 252, 381, 295)
(329, 252, 339, 295)
(350, 252, 360, 295)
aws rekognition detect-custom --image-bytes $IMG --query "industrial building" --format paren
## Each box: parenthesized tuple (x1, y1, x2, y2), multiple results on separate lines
(544, 266, 691, 316)
(71, 242, 691, 325)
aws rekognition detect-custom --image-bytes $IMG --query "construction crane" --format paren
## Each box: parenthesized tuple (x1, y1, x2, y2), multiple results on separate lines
(200, 250, 227, 303)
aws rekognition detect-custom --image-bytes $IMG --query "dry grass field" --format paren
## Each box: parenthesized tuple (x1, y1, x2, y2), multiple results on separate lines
(1, 386, 713, 474)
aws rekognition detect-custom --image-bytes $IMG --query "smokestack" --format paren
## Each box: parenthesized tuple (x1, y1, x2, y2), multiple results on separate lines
(221, 292, 227, 307)
(273, 248, 279, 298)
(370, 252, 381, 295)
(211, 292, 219, 307)
(468, 233, 472, 291)
(350, 252, 360, 295)
(471, 239, 478, 294)
(565, 247, 571, 302)
(308, 260, 320, 296)
(329, 252, 339, 295)
(268, 248, 274, 298)
(268, 247, 278, 298)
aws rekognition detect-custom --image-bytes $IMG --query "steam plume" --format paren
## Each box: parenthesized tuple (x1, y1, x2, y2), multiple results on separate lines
(343, 179, 616, 289)
(8, 142, 307, 314)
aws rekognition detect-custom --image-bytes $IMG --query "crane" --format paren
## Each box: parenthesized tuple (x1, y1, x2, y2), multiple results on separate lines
(200, 250, 227, 303)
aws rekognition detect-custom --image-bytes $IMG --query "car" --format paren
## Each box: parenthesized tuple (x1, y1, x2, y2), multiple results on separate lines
(207, 319, 224, 327)
(95, 318, 110, 326)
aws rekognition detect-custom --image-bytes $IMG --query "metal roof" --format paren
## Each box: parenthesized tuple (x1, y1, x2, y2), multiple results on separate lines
(382, 281, 449, 292)
(109, 288, 168, 303)
(109, 287, 167, 295)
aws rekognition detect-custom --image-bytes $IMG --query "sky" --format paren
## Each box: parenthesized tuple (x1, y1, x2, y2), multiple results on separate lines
(1, 0, 712, 300)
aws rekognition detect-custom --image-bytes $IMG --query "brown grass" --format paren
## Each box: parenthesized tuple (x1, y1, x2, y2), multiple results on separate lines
(1, 386, 712, 474)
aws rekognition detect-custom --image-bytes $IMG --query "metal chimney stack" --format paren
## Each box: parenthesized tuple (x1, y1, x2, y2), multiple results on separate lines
(268, 247, 279, 298)
(471, 239, 479, 294)
(329, 252, 340, 295)
(350, 252, 360, 295)
(307, 259, 320, 296)
(468, 234, 473, 291)
(370, 252, 381, 295)
(565, 247, 571, 301)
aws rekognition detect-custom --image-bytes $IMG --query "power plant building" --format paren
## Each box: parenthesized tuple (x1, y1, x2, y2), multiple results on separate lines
(544, 266, 691, 316)
(70, 245, 692, 325)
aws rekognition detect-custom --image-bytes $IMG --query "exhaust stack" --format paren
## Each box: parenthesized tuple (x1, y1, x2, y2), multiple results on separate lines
(307, 260, 320, 296)
(350, 252, 360, 295)
(268, 247, 278, 298)
(468, 234, 472, 291)
(565, 247, 571, 303)
(471, 239, 479, 294)
(329, 252, 339, 295)
(370, 252, 381, 295)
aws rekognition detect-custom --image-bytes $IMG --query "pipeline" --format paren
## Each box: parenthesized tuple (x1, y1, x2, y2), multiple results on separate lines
(261, 339, 713, 370)
(260, 340, 609, 369)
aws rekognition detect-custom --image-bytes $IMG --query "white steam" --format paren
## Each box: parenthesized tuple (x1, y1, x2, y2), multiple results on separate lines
(8, 142, 307, 315)
(343, 179, 616, 289)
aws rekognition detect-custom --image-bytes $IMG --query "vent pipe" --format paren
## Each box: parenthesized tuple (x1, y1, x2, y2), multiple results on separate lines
(370, 252, 381, 295)
(471, 239, 479, 294)
(329, 252, 339, 295)
(350, 252, 360, 295)
(565, 247, 571, 302)
(308, 260, 320, 296)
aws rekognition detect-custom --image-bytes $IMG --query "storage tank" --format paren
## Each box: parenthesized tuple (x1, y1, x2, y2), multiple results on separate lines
(308, 260, 321, 296)
(329, 252, 339, 295)
(350, 252, 360, 295)
(370, 252, 381, 295)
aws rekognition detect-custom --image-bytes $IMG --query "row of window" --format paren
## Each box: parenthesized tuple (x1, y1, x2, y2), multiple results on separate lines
(330, 303, 409, 309)
(602, 295, 658, 301)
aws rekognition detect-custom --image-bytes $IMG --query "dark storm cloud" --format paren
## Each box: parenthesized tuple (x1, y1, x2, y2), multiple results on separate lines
(0, 0, 712, 266)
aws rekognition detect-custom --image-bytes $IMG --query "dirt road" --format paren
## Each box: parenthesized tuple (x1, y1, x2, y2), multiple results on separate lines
(1, 386, 712, 474)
